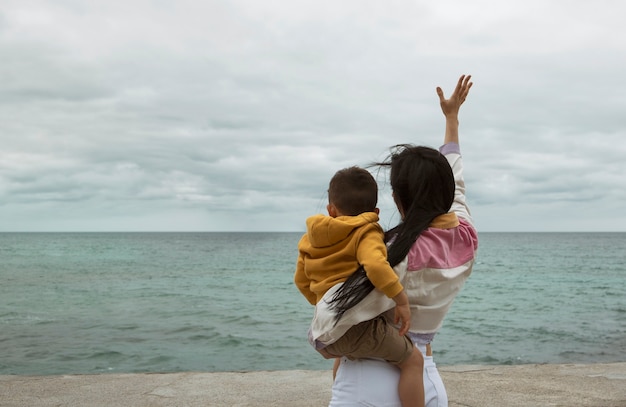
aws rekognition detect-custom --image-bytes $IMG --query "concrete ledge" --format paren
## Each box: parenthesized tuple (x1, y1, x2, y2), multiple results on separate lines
(1, 363, 625, 407)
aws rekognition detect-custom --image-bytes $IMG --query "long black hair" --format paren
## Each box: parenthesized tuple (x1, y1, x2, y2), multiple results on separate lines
(327, 145, 456, 320)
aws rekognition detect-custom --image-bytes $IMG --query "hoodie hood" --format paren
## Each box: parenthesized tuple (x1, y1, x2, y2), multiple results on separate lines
(305, 212, 380, 248)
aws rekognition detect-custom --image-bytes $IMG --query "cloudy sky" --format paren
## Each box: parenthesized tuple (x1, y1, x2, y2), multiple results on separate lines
(1, 0, 625, 232)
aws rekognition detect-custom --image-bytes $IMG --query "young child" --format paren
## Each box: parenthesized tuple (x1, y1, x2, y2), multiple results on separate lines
(294, 166, 424, 407)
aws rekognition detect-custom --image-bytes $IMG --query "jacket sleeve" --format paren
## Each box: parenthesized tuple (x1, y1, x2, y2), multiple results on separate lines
(356, 227, 404, 299)
(441, 142, 474, 228)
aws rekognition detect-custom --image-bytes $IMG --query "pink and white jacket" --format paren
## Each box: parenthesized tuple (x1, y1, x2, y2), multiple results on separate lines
(309, 142, 478, 347)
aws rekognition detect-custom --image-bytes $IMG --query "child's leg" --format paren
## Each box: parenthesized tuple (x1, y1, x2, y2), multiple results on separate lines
(397, 348, 424, 407)
(332, 357, 341, 381)
(323, 317, 425, 406)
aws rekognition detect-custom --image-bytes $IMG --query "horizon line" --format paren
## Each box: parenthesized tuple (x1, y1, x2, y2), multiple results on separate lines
(1, 230, 625, 234)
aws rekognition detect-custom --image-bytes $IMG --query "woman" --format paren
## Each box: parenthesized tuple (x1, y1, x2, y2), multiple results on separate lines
(327, 75, 478, 406)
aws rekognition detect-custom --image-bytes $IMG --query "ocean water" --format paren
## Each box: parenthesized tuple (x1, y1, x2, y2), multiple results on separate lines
(1, 232, 624, 376)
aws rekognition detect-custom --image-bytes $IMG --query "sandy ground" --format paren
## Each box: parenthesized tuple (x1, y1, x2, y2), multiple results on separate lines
(1, 362, 625, 407)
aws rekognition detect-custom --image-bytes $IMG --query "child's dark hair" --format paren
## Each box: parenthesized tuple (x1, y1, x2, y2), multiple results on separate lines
(328, 166, 378, 216)
(328, 145, 455, 320)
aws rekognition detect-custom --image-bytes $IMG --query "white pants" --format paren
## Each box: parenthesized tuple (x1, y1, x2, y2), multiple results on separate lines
(329, 344, 448, 407)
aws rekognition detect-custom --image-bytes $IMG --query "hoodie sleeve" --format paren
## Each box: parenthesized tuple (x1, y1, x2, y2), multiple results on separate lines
(356, 227, 404, 299)
(294, 238, 318, 305)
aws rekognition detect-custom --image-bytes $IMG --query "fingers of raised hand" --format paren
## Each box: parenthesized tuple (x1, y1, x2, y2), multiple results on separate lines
(459, 75, 473, 102)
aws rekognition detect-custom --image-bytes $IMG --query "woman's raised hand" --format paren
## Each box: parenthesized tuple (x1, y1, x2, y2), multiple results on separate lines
(436, 74, 473, 118)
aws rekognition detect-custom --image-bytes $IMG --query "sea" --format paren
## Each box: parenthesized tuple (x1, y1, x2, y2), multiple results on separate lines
(1, 232, 625, 376)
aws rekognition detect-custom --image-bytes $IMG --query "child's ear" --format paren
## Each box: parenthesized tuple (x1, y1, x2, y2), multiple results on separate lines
(327, 204, 338, 217)
(374, 208, 380, 215)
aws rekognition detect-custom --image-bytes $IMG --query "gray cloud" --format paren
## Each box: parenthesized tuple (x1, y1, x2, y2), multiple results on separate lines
(1, 0, 625, 232)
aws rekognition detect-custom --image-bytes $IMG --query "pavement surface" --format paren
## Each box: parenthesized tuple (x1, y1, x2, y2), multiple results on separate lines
(1, 362, 625, 407)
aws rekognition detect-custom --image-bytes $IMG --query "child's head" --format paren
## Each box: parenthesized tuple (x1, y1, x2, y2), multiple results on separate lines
(327, 166, 378, 217)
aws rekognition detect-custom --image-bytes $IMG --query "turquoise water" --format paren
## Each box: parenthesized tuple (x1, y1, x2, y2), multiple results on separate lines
(1, 232, 625, 375)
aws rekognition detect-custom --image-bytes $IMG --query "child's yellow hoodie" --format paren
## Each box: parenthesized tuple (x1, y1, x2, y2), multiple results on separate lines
(294, 211, 403, 305)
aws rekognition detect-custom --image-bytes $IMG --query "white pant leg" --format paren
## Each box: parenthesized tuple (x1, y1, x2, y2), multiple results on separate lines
(329, 345, 448, 407)
(329, 357, 401, 407)
(415, 345, 448, 407)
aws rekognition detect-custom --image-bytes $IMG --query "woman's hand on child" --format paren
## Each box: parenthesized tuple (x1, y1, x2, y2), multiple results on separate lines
(394, 303, 411, 336)
(392, 291, 411, 336)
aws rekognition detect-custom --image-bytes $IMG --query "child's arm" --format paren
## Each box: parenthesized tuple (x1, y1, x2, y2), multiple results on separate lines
(436, 74, 472, 145)
(357, 228, 411, 335)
